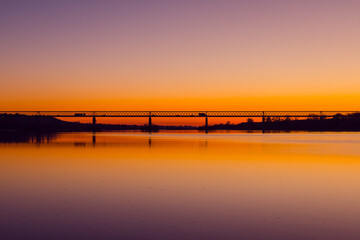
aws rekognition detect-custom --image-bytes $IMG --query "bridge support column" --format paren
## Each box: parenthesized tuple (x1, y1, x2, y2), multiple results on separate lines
(262, 111, 265, 123)
(262, 111, 266, 133)
(148, 114, 152, 132)
(205, 116, 208, 133)
(92, 116, 96, 131)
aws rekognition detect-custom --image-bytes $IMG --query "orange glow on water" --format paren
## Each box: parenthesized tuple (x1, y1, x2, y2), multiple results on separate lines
(1, 132, 360, 239)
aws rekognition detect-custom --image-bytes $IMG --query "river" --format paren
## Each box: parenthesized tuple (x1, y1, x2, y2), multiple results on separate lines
(1, 131, 360, 239)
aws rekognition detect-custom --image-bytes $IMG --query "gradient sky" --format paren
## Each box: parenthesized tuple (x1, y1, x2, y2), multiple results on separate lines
(1, 0, 359, 111)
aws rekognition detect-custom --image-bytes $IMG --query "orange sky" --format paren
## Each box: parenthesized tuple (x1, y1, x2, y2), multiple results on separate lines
(0, 1, 359, 114)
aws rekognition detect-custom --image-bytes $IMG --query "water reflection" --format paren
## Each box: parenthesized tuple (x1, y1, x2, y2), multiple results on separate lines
(1, 131, 360, 240)
(0, 131, 212, 149)
(0, 132, 56, 143)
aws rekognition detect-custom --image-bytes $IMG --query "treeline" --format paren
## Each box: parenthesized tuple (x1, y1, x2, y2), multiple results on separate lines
(208, 113, 360, 131)
(0, 114, 197, 132)
(0, 114, 140, 132)
(1, 113, 359, 132)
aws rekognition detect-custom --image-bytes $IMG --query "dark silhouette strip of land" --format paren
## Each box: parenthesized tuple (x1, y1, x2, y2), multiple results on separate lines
(0, 113, 359, 132)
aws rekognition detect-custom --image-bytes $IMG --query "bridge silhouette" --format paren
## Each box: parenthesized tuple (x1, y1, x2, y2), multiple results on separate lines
(1, 111, 359, 132)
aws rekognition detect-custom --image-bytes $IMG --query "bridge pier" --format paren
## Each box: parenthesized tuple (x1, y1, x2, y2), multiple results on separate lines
(148, 114, 152, 132)
(205, 116, 208, 133)
(262, 111, 265, 123)
(262, 111, 266, 132)
(92, 116, 96, 131)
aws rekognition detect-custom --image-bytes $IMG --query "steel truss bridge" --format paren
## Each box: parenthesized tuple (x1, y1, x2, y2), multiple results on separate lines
(1, 111, 359, 130)
(1, 111, 359, 118)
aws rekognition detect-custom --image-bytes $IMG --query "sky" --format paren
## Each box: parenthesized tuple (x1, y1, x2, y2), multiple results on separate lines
(1, 0, 359, 113)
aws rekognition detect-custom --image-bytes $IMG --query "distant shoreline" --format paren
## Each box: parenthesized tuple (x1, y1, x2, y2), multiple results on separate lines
(1, 113, 359, 132)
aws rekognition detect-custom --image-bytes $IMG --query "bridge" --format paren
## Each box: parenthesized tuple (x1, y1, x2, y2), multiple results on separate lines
(1, 111, 359, 131)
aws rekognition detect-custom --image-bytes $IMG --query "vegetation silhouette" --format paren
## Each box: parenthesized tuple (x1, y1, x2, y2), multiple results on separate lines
(205, 113, 360, 131)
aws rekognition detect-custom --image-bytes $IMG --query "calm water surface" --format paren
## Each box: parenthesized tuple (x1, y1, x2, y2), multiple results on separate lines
(1, 131, 360, 240)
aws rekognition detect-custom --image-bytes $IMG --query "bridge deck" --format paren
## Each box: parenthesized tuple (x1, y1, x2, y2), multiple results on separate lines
(1, 111, 359, 118)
